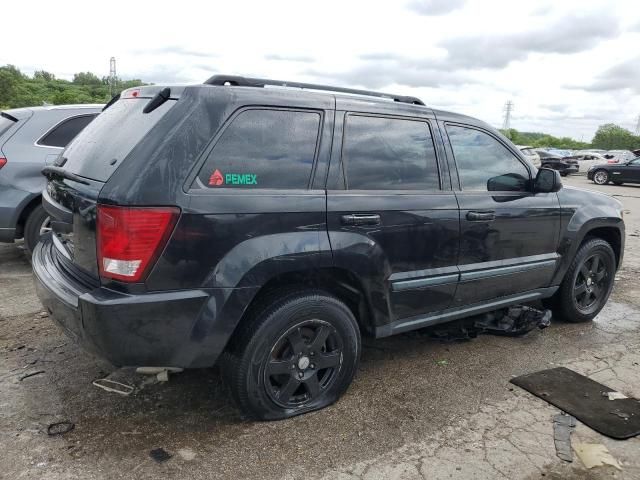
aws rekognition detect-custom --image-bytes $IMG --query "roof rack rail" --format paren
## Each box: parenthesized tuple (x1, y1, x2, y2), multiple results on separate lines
(204, 75, 425, 106)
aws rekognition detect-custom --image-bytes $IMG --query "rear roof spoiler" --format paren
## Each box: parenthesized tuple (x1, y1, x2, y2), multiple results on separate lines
(1, 111, 18, 122)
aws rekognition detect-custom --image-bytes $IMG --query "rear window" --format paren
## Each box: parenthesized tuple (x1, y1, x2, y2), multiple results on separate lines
(62, 99, 175, 182)
(37, 114, 97, 148)
(0, 114, 16, 138)
(194, 109, 321, 189)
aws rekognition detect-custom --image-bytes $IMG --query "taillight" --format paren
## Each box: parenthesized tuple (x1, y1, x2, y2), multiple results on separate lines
(96, 205, 179, 282)
(0, 158, 6, 169)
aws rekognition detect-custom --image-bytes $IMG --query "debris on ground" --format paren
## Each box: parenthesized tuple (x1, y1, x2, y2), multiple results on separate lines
(149, 448, 172, 463)
(552, 413, 576, 462)
(47, 421, 75, 436)
(136, 367, 184, 382)
(177, 448, 196, 461)
(92, 378, 134, 396)
(436, 359, 448, 366)
(573, 443, 622, 470)
(606, 391, 629, 401)
(18, 370, 45, 381)
(426, 306, 551, 341)
(511, 367, 640, 439)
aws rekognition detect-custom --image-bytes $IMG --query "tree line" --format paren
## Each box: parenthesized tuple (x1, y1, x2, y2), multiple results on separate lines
(0, 65, 145, 109)
(1, 64, 639, 152)
(501, 125, 640, 151)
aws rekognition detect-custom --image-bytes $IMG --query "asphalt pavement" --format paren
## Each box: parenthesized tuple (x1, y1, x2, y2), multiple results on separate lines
(1, 175, 640, 479)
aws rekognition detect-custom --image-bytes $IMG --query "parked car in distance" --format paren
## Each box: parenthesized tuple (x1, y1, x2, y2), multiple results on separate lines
(588, 156, 640, 185)
(568, 151, 608, 173)
(0, 105, 102, 252)
(535, 149, 579, 176)
(604, 150, 636, 164)
(34, 76, 624, 420)
(516, 145, 541, 168)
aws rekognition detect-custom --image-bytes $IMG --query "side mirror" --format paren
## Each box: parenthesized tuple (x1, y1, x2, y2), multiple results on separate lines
(534, 168, 562, 193)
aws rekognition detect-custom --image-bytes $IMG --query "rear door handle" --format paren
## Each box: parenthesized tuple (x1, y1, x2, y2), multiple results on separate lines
(466, 211, 495, 222)
(341, 214, 381, 226)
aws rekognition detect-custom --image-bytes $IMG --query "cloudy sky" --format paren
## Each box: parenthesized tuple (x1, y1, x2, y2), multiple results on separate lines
(3, 0, 639, 140)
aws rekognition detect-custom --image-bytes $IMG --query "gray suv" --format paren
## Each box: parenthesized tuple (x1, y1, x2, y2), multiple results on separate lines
(0, 104, 102, 252)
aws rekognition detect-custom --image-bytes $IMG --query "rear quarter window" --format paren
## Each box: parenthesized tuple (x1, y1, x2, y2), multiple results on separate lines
(194, 109, 321, 190)
(37, 114, 97, 148)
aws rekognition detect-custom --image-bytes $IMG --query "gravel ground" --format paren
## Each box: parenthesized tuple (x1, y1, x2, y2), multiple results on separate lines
(1, 175, 640, 480)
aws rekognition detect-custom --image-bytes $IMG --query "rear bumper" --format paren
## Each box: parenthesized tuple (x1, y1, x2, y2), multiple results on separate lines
(33, 236, 256, 368)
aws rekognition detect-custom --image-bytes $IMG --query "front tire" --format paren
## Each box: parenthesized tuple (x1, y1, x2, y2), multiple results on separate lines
(592, 170, 609, 185)
(222, 290, 361, 420)
(24, 205, 50, 255)
(553, 238, 616, 323)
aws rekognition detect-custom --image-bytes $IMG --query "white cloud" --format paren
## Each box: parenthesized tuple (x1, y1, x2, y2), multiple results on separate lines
(1, 0, 639, 139)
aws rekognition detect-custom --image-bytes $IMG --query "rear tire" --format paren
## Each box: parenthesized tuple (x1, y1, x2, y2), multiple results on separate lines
(592, 170, 609, 185)
(222, 290, 361, 420)
(24, 205, 50, 255)
(552, 238, 616, 323)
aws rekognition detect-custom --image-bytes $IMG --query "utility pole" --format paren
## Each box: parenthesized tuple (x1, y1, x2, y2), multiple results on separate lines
(502, 100, 514, 131)
(635, 115, 640, 136)
(109, 57, 117, 97)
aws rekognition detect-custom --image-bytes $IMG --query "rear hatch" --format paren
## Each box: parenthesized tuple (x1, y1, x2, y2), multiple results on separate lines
(43, 87, 178, 282)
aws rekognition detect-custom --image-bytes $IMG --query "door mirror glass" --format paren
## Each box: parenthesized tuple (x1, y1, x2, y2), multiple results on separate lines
(534, 168, 562, 193)
(486, 173, 529, 192)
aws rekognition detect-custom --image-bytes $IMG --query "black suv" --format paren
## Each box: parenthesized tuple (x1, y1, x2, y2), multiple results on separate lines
(34, 76, 625, 420)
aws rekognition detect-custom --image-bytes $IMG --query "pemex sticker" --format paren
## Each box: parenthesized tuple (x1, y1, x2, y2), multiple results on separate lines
(209, 169, 224, 186)
(208, 169, 258, 187)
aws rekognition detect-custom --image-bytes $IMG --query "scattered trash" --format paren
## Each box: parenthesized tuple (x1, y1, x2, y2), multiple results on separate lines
(136, 367, 183, 382)
(606, 391, 628, 401)
(18, 370, 45, 381)
(511, 367, 640, 439)
(611, 409, 631, 420)
(177, 448, 196, 461)
(92, 378, 134, 396)
(47, 421, 75, 436)
(553, 413, 576, 462)
(427, 305, 551, 341)
(473, 306, 552, 336)
(573, 443, 622, 470)
(149, 448, 172, 463)
(436, 359, 448, 366)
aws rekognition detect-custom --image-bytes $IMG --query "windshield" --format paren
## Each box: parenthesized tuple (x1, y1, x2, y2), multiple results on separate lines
(61, 98, 175, 182)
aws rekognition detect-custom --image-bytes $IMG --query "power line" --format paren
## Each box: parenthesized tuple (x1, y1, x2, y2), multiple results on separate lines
(502, 100, 514, 130)
(109, 57, 117, 97)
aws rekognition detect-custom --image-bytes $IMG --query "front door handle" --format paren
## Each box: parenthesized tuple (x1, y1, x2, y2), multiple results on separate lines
(341, 214, 381, 226)
(466, 211, 495, 222)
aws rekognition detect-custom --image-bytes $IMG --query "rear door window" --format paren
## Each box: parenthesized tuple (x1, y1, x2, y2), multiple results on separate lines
(195, 109, 321, 189)
(38, 114, 97, 148)
(342, 114, 440, 190)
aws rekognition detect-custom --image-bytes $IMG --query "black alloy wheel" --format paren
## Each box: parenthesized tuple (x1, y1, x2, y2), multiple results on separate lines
(573, 253, 610, 315)
(264, 320, 343, 408)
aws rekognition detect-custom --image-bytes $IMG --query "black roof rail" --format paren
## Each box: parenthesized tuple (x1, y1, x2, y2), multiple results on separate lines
(204, 75, 426, 106)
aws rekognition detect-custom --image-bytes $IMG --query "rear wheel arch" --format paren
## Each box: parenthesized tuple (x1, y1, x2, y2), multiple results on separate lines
(227, 268, 378, 352)
(15, 194, 42, 238)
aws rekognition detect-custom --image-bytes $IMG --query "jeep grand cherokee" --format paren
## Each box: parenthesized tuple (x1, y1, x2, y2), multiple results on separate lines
(34, 75, 625, 420)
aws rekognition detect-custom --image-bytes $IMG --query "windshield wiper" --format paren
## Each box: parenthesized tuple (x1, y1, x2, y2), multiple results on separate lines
(42, 166, 90, 185)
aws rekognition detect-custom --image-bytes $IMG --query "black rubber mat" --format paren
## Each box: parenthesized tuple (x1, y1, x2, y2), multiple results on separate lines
(511, 367, 640, 439)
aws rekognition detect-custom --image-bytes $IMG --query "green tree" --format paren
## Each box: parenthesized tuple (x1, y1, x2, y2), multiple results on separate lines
(72, 72, 102, 86)
(591, 124, 640, 150)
